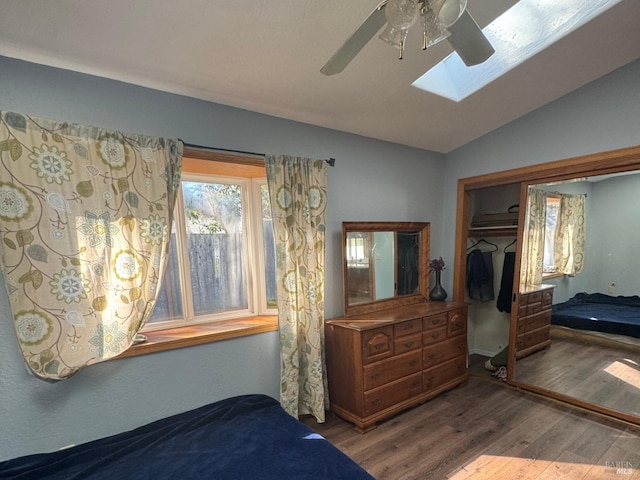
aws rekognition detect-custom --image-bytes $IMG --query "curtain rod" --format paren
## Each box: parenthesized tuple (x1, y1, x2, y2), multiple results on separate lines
(181, 141, 335, 167)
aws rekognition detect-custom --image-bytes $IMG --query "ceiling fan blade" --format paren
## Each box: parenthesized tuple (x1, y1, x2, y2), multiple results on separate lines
(446, 10, 495, 66)
(320, 1, 388, 76)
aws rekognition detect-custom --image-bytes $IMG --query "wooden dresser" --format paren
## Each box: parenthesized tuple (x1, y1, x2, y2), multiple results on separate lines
(515, 285, 555, 359)
(325, 301, 468, 432)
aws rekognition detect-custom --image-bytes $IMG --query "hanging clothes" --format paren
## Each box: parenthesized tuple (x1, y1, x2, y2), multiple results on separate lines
(497, 251, 516, 312)
(466, 249, 495, 302)
(398, 239, 419, 295)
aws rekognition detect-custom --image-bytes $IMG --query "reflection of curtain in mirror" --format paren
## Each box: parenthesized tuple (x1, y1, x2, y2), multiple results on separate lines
(520, 188, 547, 289)
(554, 194, 585, 276)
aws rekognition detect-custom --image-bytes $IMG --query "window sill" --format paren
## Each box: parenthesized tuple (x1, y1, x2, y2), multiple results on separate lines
(115, 315, 278, 359)
(542, 272, 564, 280)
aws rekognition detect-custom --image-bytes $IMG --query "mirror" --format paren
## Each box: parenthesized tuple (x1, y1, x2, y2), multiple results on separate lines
(513, 171, 640, 422)
(343, 222, 430, 316)
(455, 144, 640, 428)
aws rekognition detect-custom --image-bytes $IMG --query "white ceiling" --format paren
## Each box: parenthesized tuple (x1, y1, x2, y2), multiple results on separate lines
(1, 0, 639, 153)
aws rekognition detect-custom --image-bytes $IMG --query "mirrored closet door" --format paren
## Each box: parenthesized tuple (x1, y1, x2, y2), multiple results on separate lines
(454, 144, 640, 427)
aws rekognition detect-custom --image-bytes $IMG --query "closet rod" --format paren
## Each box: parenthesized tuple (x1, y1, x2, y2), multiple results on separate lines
(181, 141, 336, 167)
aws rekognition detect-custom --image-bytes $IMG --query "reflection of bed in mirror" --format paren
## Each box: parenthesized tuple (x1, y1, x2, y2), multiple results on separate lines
(514, 167, 640, 424)
(552, 292, 640, 338)
(456, 145, 640, 427)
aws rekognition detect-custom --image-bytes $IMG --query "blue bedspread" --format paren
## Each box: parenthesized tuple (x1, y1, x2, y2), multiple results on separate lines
(551, 292, 640, 338)
(0, 394, 374, 480)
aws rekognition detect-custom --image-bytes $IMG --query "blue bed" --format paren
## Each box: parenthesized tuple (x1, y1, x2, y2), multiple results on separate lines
(551, 292, 640, 338)
(0, 394, 374, 480)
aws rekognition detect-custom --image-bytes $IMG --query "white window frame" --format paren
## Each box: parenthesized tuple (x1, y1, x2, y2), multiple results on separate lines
(542, 194, 561, 278)
(143, 161, 276, 332)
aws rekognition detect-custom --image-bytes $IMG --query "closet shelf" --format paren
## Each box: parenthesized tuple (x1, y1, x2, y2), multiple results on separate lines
(468, 225, 518, 237)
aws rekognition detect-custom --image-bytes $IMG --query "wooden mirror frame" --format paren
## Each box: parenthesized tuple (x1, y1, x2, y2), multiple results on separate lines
(343, 221, 430, 317)
(453, 143, 640, 426)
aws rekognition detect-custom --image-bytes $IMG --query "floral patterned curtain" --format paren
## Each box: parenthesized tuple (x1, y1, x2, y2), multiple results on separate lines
(0, 111, 182, 381)
(520, 187, 547, 289)
(554, 193, 585, 276)
(265, 154, 328, 422)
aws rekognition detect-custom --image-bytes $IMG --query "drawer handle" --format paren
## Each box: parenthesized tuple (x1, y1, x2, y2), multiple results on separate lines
(428, 353, 436, 360)
(409, 360, 419, 367)
(373, 343, 385, 351)
(370, 372, 380, 379)
(411, 382, 420, 389)
(404, 341, 415, 348)
(371, 398, 381, 405)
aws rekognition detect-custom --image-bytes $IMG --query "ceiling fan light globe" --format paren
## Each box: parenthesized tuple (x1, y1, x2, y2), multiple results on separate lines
(379, 24, 404, 48)
(438, 0, 467, 27)
(421, 4, 451, 48)
(385, 0, 419, 29)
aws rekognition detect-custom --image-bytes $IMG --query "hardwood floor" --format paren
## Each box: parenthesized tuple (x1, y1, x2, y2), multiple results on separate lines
(304, 357, 640, 479)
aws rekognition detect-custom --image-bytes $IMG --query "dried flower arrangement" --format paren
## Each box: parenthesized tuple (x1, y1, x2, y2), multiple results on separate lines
(429, 256, 446, 273)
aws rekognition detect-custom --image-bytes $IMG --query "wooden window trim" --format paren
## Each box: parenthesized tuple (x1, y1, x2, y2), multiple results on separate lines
(117, 315, 278, 359)
(113, 148, 276, 360)
(542, 271, 563, 280)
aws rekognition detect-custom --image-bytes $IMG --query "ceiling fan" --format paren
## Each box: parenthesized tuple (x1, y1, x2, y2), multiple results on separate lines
(321, 0, 494, 75)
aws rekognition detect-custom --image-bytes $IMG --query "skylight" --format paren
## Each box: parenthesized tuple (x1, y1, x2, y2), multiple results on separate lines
(412, 0, 623, 102)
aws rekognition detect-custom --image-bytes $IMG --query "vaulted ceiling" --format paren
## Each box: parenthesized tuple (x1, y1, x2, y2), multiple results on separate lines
(1, 0, 639, 153)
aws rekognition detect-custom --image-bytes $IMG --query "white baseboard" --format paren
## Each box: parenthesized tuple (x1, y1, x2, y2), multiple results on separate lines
(469, 348, 496, 358)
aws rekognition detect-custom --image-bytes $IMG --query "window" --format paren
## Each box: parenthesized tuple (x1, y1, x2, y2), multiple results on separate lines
(346, 233, 370, 267)
(144, 152, 276, 330)
(542, 195, 560, 276)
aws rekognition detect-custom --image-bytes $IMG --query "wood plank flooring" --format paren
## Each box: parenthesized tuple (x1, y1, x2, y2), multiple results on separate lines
(304, 358, 640, 479)
(515, 337, 640, 417)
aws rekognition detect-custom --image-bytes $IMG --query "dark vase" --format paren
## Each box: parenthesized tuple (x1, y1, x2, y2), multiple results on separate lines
(429, 270, 447, 301)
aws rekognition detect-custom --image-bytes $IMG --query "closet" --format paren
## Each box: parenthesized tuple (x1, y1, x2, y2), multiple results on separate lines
(452, 144, 640, 428)
(462, 183, 520, 359)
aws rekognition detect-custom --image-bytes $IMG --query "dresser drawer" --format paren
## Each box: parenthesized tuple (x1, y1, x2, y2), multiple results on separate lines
(394, 333, 421, 354)
(518, 303, 528, 317)
(447, 309, 467, 337)
(526, 302, 542, 316)
(523, 325, 550, 349)
(423, 336, 467, 368)
(541, 290, 553, 308)
(363, 373, 422, 416)
(525, 291, 543, 304)
(423, 356, 466, 391)
(423, 313, 447, 330)
(363, 350, 422, 390)
(516, 317, 526, 335)
(525, 310, 551, 332)
(362, 327, 393, 364)
(394, 319, 422, 338)
(422, 326, 447, 346)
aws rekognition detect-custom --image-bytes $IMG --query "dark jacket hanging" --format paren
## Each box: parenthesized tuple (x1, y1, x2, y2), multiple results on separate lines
(497, 251, 516, 313)
(466, 249, 495, 302)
